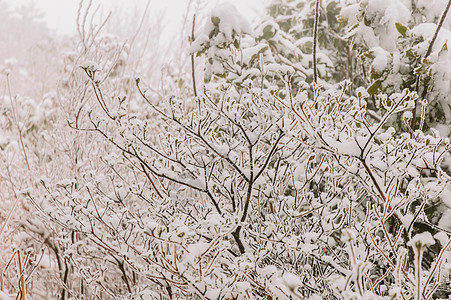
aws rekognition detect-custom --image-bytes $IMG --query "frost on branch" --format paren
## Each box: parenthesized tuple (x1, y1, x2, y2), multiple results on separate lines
(2, 0, 451, 299)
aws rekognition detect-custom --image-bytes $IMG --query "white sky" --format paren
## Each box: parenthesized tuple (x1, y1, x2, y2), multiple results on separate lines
(5, 0, 270, 36)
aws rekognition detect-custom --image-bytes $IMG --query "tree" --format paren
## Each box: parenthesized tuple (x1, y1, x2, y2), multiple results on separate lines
(1, 0, 451, 299)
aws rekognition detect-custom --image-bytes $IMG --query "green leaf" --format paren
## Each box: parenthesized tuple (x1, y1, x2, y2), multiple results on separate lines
(327, 1, 338, 14)
(367, 80, 382, 95)
(405, 49, 417, 59)
(439, 41, 448, 54)
(233, 39, 240, 49)
(395, 22, 407, 37)
(262, 25, 276, 40)
(209, 27, 219, 39)
(303, 41, 313, 54)
(178, 78, 184, 89)
(370, 72, 382, 80)
(211, 16, 220, 27)
(326, 2, 340, 26)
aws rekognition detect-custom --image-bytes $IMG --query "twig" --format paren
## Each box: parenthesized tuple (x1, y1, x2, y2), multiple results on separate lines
(423, 237, 451, 297)
(17, 251, 25, 300)
(0, 195, 19, 237)
(140, 163, 164, 199)
(313, 0, 320, 83)
(6, 74, 30, 170)
(190, 14, 198, 97)
(425, 0, 451, 58)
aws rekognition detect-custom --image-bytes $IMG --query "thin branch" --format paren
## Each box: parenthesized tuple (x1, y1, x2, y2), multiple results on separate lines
(140, 163, 164, 199)
(425, 0, 451, 58)
(6, 74, 30, 170)
(17, 251, 25, 300)
(138, 82, 250, 182)
(190, 14, 198, 97)
(313, 0, 320, 83)
(423, 237, 451, 297)
(254, 132, 284, 181)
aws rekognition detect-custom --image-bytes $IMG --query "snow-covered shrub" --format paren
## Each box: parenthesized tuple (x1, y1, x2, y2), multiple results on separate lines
(343, 0, 451, 128)
(2, 0, 451, 299)
(0, 1, 169, 298)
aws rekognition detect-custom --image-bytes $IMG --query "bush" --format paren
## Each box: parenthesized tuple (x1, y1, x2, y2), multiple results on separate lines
(2, 0, 451, 299)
